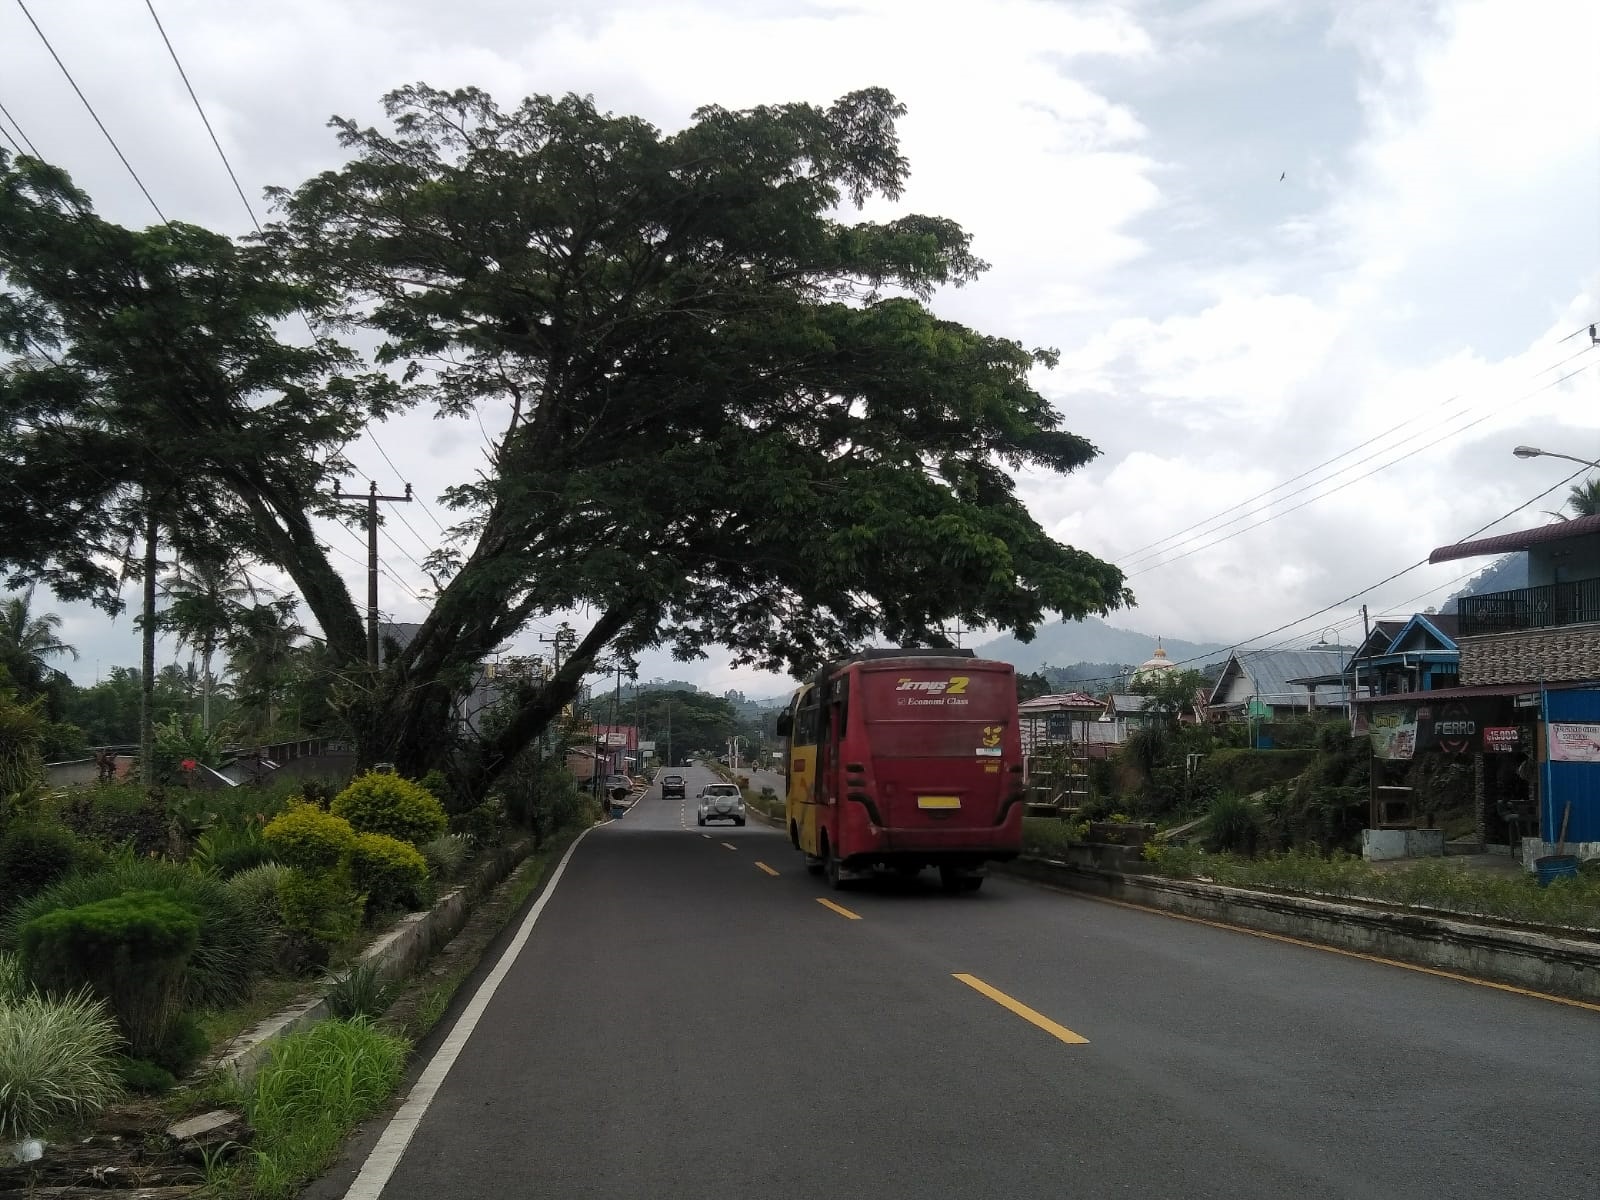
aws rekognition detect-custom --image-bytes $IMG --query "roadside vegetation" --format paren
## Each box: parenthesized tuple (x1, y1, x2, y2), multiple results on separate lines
(1139, 844, 1600, 932)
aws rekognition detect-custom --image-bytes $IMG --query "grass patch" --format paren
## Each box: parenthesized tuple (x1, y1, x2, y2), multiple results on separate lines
(1022, 816, 1086, 858)
(1140, 844, 1600, 932)
(210, 1017, 408, 1200)
(195, 976, 307, 1051)
(0, 988, 125, 1140)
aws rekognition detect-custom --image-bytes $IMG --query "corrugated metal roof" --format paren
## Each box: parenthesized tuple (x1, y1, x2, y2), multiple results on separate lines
(1019, 692, 1103, 712)
(1428, 514, 1600, 564)
(1210, 648, 1353, 706)
(1352, 680, 1592, 704)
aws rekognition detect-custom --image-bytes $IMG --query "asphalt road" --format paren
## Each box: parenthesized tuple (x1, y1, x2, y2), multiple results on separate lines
(325, 763, 1599, 1199)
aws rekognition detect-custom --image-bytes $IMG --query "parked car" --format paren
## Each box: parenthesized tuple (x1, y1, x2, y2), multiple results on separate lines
(697, 783, 746, 826)
(661, 774, 686, 799)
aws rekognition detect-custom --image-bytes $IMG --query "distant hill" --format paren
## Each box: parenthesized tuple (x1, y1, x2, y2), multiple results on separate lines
(976, 616, 1227, 674)
(1438, 554, 1526, 615)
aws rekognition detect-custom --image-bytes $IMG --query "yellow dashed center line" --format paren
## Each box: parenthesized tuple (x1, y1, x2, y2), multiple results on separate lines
(755, 861, 779, 877)
(954, 973, 1088, 1045)
(816, 897, 862, 920)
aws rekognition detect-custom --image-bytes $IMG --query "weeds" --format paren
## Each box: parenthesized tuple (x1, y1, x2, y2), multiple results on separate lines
(0, 988, 124, 1140)
(219, 1017, 408, 1200)
(1139, 844, 1600, 931)
(0, 951, 25, 1002)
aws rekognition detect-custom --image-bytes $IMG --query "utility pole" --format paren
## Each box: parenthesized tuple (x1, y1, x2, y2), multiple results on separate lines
(538, 623, 576, 673)
(332, 480, 413, 667)
(139, 499, 158, 786)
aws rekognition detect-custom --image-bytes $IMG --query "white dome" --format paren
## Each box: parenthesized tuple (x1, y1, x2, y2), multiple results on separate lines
(1132, 643, 1177, 683)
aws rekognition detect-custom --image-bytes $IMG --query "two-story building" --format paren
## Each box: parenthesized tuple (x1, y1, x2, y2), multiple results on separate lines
(1421, 513, 1600, 864)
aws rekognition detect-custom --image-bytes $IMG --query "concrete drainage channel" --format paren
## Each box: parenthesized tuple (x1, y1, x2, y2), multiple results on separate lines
(998, 857, 1600, 1005)
(211, 837, 534, 1083)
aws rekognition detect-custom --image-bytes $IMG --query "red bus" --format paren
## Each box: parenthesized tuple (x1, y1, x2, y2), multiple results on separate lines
(775, 650, 1024, 892)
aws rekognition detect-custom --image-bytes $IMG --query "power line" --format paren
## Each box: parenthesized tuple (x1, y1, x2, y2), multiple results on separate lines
(1044, 463, 1597, 692)
(0, 96, 39, 157)
(1113, 328, 1599, 566)
(366, 434, 450, 534)
(0, 122, 20, 156)
(1123, 354, 1598, 577)
(140, 0, 259, 230)
(14, 0, 167, 222)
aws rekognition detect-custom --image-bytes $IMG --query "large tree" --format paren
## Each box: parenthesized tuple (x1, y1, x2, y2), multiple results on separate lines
(262, 84, 1130, 786)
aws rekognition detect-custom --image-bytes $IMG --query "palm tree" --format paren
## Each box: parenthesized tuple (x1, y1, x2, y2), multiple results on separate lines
(160, 556, 258, 730)
(0, 587, 77, 696)
(226, 598, 306, 738)
(1569, 477, 1600, 518)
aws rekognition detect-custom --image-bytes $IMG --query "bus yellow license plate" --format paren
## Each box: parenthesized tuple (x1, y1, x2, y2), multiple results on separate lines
(917, 795, 961, 810)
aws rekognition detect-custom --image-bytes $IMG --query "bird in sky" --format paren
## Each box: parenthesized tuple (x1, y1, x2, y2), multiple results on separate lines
(1279, 171, 1286, 181)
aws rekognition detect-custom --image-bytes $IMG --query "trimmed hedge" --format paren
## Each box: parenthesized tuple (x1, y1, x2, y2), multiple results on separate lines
(333, 773, 447, 846)
(350, 832, 430, 912)
(263, 803, 358, 871)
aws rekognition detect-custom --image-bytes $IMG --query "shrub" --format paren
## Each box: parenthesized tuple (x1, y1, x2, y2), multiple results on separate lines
(151, 1012, 209, 1078)
(0, 988, 124, 1139)
(54, 788, 168, 857)
(192, 824, 276, 878)
(323, 960, 393, 1020)
(227, 862, 288, 930)
(351, 832, 431, 913)
(118, 1056, 176, 1094)
(4, 858, 270, 1008)
(1207, 793, 1261, 855)
(277, 867, 364, 956)
(19, 890, 198, 1058)
(332, 772, 447, 846)
(0, 822, 83, 912)
(451, 799, 505, 848)
(0, 691, 46, 802)
(420, 833, 470, 880)
(262, 803, 358, 870)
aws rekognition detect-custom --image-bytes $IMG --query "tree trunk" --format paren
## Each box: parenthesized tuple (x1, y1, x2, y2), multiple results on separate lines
(200, 635, 212, 731)
(139, 505, 158, 787)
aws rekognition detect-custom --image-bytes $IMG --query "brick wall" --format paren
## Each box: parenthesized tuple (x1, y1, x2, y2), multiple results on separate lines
(1458, 623, 1600, 685)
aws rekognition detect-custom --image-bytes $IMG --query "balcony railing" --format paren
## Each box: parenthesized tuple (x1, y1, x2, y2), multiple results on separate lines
(1457, 577, 1600, 636)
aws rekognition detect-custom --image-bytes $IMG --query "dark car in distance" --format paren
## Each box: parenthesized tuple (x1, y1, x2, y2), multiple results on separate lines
(661, 774, 686, 799)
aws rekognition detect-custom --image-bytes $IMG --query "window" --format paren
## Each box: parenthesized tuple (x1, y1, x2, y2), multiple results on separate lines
(794, 688, 820, 747)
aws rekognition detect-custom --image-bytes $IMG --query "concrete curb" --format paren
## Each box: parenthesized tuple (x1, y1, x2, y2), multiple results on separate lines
(998, 857, 1600, 1004)
(210, 837, 536, 1083)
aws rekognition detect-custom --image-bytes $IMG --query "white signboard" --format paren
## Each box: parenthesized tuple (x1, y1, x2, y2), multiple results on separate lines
(639, 741, 656, 751)
(1548, 722, 1600, 763)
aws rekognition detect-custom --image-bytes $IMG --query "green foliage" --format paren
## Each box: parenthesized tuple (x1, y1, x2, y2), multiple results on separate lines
(1139, 846, 1600, 930)
(332, 772, 447, 846)
(192, 823, 276, 878)
(0, 688, 46, 803)
(276, 867, 364, 956)
(1130, 668, 1208, 726)
(1022, 816, 1086, 859)
(19, 890, 198, 1057)
(226, 862, 288, 931)
(0, 821, 84, 912)
(4, 857, 269, 1008)
(229, 1018, 409, 1200)
(262, 802, 358, 870)
(0, 987, 124, 1139)
(151, 1011, 210, 1078)
(1192, 748, 1318, 800)
(323, 959, 393, 1021)
(0, 950, 25, 1002)
(118, 1055, 176, 1095)
(419, 833, 469, 880)
(1206, 793, 1261, 854)
(350, 832, 430, 913)
(151, 712, 227, 784)
(54, 786, 170, 857)
(450, 800, 506, 848)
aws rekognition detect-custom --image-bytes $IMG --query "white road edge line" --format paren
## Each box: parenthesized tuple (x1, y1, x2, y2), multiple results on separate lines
(341, 826, 596, 1200)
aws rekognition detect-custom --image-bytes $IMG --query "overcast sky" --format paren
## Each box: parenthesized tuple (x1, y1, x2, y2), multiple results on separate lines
(3, 0, 1597, 701)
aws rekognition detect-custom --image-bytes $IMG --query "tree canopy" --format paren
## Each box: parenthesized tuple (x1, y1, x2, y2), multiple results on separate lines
(0, 85, 1129, 789)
